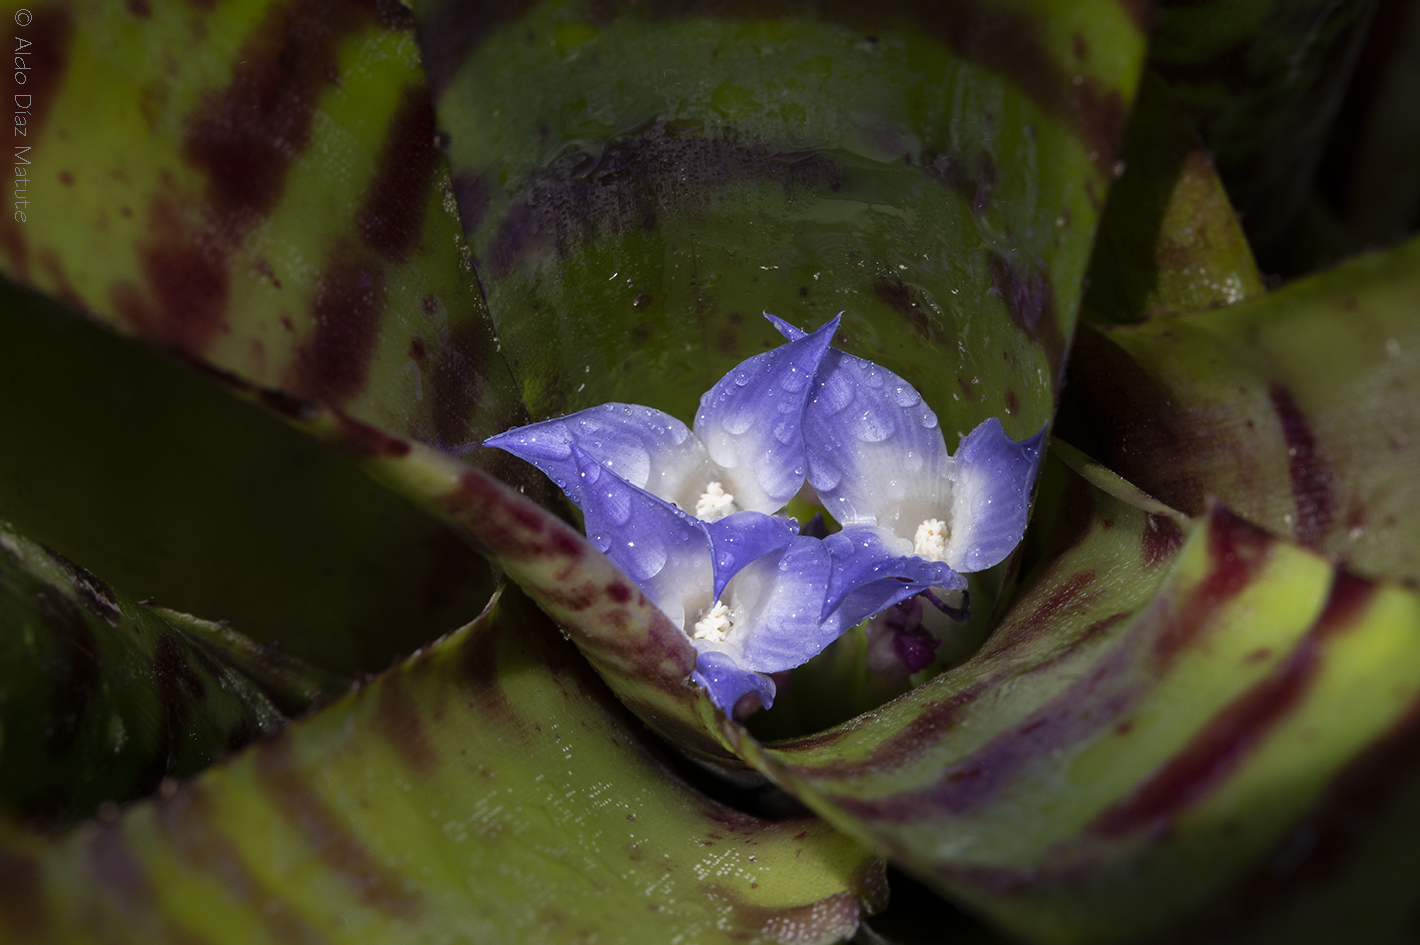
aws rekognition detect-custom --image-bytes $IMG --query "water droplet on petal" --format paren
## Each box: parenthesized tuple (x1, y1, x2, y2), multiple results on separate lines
(893, 385, 922, 408)
(854, 403, 896, 442)
(721, 410, 753, 435)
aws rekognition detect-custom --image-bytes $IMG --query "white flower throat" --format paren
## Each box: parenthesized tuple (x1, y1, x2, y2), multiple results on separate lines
(913, 518, 950, 561)
(693, 600, 733, 642)
(695, 481, 739, 522)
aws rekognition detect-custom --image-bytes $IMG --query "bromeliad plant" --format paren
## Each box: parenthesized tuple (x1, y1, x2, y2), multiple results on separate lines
(1, 1, 1418, 944)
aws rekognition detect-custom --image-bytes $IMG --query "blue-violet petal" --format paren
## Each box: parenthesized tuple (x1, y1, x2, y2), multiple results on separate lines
(485, 403, 714, 510)
(692, 315, 840, 514)
(944, 419, 1047, 572)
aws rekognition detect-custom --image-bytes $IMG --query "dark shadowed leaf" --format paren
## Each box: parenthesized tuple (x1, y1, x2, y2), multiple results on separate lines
(0, 277, 498, 676)
(1058, 234, 1420, 585)
(0, 521, 284, 829)
(0, 0, 526, 473)
(1150, 0, 1379, 250)
(1083, 71, 1263, 324)
(151, 609, 350, 719)
(1320, 0, 1420, 248)
(0, 585, 886, 945)
(416, 0, 1149, 444)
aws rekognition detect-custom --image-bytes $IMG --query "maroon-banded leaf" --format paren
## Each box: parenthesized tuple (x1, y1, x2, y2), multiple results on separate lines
(0, 276, 498, 676)
(0, 585, 887, 945)
(0, 521, 285, 829)
(1083, 70, 1264, 325)
(718, 481, 1420, 942)
(235, 394, 747, 765)
(415, 0, 1150, 445)
(1058, 234, 1420, 585)
(1149, 0, 1380, 250)
(0, 0, 525, 474)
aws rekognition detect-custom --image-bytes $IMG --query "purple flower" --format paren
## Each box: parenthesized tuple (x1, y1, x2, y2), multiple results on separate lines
(767, 314, 1046, 574)
(485, 314, 1043, 714)
(569, 447, 950, 713)
(484, 316, 841, 523)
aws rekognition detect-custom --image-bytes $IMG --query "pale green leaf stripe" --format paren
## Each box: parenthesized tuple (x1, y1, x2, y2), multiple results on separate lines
(0, 587, 884, 945)
(725, 494, 1420, 943)
(0, 0, 525, 467)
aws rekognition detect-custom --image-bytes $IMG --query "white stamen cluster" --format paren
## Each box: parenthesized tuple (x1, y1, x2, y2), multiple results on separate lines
(692, 600, 733, 642)
(695, 481, 739, 522)
(913, 518, 949, 561)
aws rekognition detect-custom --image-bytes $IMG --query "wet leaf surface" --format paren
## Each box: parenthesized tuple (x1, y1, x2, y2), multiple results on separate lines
(0, 585, 885, 945)
(0, 0, 526, 471)
(0, 276, 499, 676)
(721, 475, 1420, 942)
(0, 521, 284, 829)
(1058, 235, 1420, 585)
(417, 0, 1149, 444)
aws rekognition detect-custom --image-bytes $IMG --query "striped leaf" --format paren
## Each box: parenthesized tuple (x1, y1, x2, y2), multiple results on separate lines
(720, 470, 1420, 942)
(415, 0, 1149, 441)
(0, 0, 526, 471)
(233, 393, 745, 765)
(0, 521, 285, 829)
(1059, 234, 1420, 585)
(0, 585, 886, 945)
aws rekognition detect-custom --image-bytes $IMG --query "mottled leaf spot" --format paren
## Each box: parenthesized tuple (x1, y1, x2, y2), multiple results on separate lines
(1140, 514, 1185, 568)
(373, 677, 438, 772)
(328, 412, 412, 461)
(430, 321, 499, 447)
(1269, 382, 1335, 549)
(357, 85, 439, 262)
(183, 0, 377, 225)
(288, 249, 386, 406)
(111, 197, 231, 355)
(872, 277, 938, 342)
(254, 736, 421, 916)
(988, 250, 1066, 389)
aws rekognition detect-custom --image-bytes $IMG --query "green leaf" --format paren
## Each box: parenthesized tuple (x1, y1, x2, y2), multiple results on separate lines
(0, 521, 284, 828)
(417, 0, 1149, 440)
(720, 472, 1420, 942)
(1083, 70, 1264, 324)
(0, 0, 526, 470)
(0, 276, 498, 677)
(1058, 234, 1420, 585)
(0, 585, 886, 945)
(260, 402, 745, 765)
